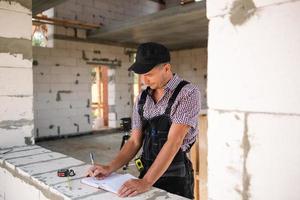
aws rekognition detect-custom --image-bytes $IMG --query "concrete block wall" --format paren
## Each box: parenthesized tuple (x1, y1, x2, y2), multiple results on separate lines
(115, 68, 135, 126)
(170, 48, 207, 109)
(107, 66, 134, 128)
(33, 45, 91, 138)
(107, 68, 117, 128)
(53, 0, 163, 38)
(0, 145, 187, 200)
(0, 0, 34, 148)
(207, 0, 300, 199)
(33, 40, 134, 137)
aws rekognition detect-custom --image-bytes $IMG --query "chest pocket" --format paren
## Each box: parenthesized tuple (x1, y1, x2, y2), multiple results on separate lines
(142, 115, 169, 156)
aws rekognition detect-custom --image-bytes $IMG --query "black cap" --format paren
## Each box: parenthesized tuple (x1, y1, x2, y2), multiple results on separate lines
(128, 42, 170, 74)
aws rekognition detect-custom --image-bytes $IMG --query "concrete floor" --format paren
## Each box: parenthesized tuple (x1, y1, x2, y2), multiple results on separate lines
(38, 132, 140, 177)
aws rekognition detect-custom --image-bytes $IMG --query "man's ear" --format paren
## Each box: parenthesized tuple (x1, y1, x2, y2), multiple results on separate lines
(165, 63, 171, 72)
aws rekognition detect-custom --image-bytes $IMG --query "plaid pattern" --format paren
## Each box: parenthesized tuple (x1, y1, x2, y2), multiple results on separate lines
(132, 74, 201, 152)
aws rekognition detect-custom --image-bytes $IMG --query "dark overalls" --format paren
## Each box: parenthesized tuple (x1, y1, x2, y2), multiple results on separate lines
(138, 80, 194, 199)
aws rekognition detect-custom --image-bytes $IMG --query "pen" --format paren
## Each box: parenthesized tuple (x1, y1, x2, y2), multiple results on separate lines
(67, 176, 72, 190)
(89, 152, 95, 165)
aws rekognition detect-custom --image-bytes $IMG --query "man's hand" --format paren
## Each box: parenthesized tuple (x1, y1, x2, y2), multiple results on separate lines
(85, 164, 112, 179)
(118, 178, 152, 197)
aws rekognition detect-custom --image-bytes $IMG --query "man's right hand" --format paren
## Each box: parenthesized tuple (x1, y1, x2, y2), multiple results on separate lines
(85, 164, 112, 179)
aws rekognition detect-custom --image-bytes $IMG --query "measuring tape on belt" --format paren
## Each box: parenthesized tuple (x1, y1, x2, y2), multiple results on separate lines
(134, 157, 144, 172)
(57, 168, 76, 177)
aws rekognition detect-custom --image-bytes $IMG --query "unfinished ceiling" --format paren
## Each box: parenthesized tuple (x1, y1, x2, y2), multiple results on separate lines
(32, 0, 68, 15)
(33, 0, 208, 50)
(88, 1, 208, 50)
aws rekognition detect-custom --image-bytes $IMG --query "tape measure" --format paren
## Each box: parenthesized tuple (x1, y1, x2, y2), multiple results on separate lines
(57, 169, 76, 177)
(134, 157, 144, 172)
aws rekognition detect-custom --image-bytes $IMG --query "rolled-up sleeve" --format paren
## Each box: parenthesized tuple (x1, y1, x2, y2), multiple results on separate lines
(172, 88, 201, 129)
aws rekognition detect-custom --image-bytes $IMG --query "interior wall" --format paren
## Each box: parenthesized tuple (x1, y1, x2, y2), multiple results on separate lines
(33, 40, 133, 138)
(206, 0, 300, 199)
(170, 48, 207, 109)
(31, 0, 165, 138)
(0, 0, 34, 148)
(32, 0, 205, 138)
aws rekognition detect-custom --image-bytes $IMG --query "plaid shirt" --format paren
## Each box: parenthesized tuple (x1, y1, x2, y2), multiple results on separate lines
(132, 74, 201, 152)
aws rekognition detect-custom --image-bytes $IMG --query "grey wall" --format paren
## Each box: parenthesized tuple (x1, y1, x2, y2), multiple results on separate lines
(206, 0, 300, 199)
(33, 40, 133, 138)
(0, 0, 34, 147)
(171, 48, 207, 109)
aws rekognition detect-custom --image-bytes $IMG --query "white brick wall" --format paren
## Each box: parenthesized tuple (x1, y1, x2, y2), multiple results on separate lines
(207, 0, 294, 19)
(207, 0, 300, 199)
(207, 0, 300, 114)
(0, 167, 50, 200)
(170, 48, 207, 109)
(0, 1, 33, 148)
(0, 1, 31, 14)
(0, 4, 31, 39)
(207, 110, 245, 200)
(0, 68, 33, 95)
(33, 40, 134, 137)
(247, 113, 300, 200)
(0, 145, 187, 200)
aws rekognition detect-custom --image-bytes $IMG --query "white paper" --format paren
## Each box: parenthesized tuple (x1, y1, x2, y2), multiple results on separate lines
(81, 173, 137, 194)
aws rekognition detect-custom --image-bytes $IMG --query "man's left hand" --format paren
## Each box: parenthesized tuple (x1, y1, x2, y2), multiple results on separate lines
(118, 178, 152, 197)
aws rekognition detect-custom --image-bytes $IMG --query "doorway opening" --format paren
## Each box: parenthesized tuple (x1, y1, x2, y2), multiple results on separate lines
(91, 66, 109, 130)
(132, 73, 142, 103)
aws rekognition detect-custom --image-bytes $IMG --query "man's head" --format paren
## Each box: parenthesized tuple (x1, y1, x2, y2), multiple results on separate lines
(140, 62, 172, 90)
(128, 42, 172, 89)
(128, 42, 170, 74)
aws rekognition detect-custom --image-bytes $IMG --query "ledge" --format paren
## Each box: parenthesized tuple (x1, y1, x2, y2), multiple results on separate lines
(0, 145, 188, 200)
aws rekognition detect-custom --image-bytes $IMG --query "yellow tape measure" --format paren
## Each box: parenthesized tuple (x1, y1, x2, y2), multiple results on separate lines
(134, 157, 144, 171)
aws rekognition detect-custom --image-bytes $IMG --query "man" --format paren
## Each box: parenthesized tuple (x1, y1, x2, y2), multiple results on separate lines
(86, 42, 201, 199)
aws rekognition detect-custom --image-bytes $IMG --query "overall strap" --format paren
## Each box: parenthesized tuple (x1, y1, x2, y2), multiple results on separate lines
(164, 80, 189, 116)
(138, 87, 150, 118)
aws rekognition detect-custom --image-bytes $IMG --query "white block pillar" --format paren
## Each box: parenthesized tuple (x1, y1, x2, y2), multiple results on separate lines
(0, 0, 34, 147)
(206, 0, 300, 199)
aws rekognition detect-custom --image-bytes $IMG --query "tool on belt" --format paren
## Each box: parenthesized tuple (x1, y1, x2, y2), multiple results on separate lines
(134, 157, 144, 172)
(57, 168, 76, 177)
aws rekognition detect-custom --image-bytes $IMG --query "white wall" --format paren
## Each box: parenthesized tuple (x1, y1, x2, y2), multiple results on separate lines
(171, 48, 207, 109)
(207, 0, 300, 199)
(33, 40, 133, 138)
(0, 145, 187, 200)
(0, 166, 51, 200)
(0, 0, 34, 148)
(31, 0, 167, 137)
